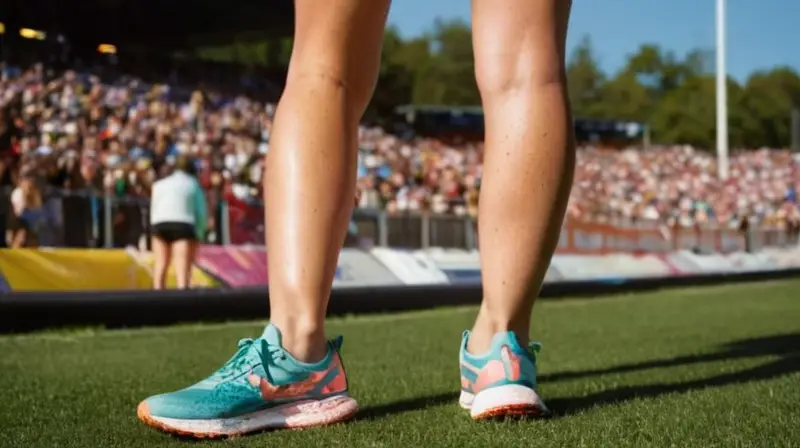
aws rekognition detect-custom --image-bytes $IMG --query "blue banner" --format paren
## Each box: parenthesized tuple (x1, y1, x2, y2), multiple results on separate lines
(441, 269, 481, 285)
(0, 269, 10, 293)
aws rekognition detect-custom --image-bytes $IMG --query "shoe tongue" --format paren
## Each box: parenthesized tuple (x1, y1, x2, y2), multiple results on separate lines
(261, 324, 283, 346)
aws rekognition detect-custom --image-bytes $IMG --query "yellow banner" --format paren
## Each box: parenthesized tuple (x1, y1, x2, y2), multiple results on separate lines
(125, 249, 219, 289)
(0, 249, 219, 291)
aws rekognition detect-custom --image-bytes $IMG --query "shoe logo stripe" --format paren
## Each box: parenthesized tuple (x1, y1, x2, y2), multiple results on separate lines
(462, 345, 525, 394)
(247, 354, 345, 401)
(460, 361, 481, 375)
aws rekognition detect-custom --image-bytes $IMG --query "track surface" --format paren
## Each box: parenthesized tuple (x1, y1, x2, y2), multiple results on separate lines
(1, 280, 799, 447)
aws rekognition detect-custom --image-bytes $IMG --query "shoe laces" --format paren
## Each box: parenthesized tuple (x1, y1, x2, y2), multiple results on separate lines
(206, 337, 290, 388)
(260, 339, 287, 366)
(211, 338, 264, 383)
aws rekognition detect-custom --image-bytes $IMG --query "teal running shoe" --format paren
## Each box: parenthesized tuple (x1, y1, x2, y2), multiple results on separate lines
(458, 330, 549, 419)
(137, 324, 357, 438)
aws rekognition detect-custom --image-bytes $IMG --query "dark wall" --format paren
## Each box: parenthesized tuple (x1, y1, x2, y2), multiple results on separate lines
(1, 0, 294, 51)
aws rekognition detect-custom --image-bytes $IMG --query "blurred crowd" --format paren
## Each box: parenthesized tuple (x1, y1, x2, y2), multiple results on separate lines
(2, 63, 800, 248)
(356, 131, 800, 232)
(570, 146, 800, 230)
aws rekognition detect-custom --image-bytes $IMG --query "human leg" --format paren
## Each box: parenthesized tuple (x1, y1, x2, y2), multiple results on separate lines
(459, 0, 575, 419)
(265, 0, 390, 363)
(171, 238, 195, 289)
(137, 0, 390, 437)
(151, 236, 171, 290)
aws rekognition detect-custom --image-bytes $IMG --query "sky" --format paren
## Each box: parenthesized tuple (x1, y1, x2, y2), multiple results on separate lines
(387, 0, 800, 82)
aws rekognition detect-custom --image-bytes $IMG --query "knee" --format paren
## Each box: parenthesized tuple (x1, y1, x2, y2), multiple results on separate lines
(475, 54, 566, 100)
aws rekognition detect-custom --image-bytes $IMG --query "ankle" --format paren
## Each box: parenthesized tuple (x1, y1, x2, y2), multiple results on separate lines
(271, 318, 328, 363)
(467, 309, 529, 354)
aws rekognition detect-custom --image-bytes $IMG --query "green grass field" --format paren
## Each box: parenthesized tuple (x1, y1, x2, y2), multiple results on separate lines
(1, 280, 799, 447)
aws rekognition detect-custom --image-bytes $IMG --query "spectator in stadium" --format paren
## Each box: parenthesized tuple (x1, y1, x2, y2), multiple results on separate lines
(0, 107, 20, 160)
(8, 170, 43, 248)
(148, 155, 207, 290)
(0, 157, 13, 189)
(2, 56, 800, 252)
(137, 0, 572, 437)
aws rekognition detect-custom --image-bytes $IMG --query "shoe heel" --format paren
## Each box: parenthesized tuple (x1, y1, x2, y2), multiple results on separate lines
(458, 390, 475, 409)
(469, 384, 548, 420)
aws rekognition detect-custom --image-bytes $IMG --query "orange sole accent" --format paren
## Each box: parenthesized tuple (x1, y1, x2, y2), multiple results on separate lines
(471, 403, 544, 421)
(136, 401, 358, 439)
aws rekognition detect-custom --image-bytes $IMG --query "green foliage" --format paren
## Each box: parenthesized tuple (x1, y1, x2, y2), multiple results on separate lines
(195, 25, 800, 148)
(567, 38, 800, 148)
(195, 36, 293, 67)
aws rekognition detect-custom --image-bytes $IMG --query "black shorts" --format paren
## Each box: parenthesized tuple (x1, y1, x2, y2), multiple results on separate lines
(8, 214, 31, 233)
(152, 222, 196, 243)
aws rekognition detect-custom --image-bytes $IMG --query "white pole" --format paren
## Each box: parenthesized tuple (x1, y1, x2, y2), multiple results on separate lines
(716, 0, 730, 180)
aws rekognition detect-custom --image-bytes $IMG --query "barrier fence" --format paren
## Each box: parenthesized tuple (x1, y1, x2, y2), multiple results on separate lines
(225, 195, 800, 253)
(559, 219, 798, 254)
(1, 187, 152, 249)
(4, 242, 799, 293)
(2, 187, 799, 253)
(4, 255, 800, 331)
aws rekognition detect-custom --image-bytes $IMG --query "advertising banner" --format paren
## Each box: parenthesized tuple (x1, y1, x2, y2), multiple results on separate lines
(761, 247, 800, 268)
(370, 248, 450, 285)
(415, 249, 481, 285)
(0, 269, 9, 293)
(195, 245, 269, 287)
(0, 249, 153, 291)
(126, 248, 220, 288)
(725, 252, 779, 271)
(334, 249, 402, 287)
(550, 253, 674, 281)
(194, 246, 403, 288)
(676, 250, 780, 273)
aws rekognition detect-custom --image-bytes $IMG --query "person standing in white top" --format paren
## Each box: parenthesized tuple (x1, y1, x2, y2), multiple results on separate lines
(149, 155, 207, 290)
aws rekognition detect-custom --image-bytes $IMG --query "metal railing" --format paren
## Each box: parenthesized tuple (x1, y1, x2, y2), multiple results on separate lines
(2, 187, 798, 253)
(352, 210, 477, 249)
(1, 187, 151, 249)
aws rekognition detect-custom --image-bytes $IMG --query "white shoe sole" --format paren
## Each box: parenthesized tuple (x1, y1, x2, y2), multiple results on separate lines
(459, 384, 549, 420)
(138, 394, 358, 438)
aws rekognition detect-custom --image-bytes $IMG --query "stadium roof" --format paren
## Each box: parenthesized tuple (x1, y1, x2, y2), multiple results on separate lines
(1, 0, 295, 50)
